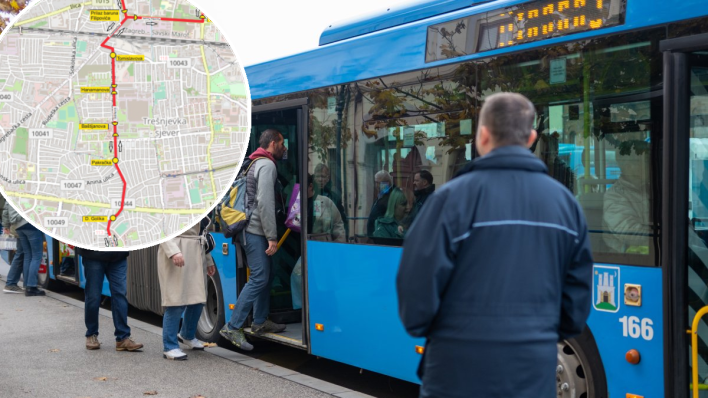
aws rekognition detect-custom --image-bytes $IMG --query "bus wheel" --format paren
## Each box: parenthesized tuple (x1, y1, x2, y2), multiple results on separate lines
(196, 267, 225, 343)
(37, 240, 61, 291)
(557, 328, 608, 398)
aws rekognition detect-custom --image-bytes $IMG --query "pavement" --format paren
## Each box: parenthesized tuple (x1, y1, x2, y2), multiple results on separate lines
(0, 259, 373, 398)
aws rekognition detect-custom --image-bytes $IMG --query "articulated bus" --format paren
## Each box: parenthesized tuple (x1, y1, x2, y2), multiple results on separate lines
(13, 0, 708, 396)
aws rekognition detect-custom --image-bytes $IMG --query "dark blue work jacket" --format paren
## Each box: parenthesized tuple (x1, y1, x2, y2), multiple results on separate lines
(397, 145, 593, 398)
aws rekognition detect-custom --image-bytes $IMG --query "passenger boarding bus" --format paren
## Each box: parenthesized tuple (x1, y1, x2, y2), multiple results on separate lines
(21, 0, 708, 396)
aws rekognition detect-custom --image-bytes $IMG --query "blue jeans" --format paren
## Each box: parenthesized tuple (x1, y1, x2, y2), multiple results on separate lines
(83, 258, 130, 341)
(228, 232, 273, 329)
(5, 233, 24, 287)
(14, 224, 44, 288)
(163, 304, 204, 351)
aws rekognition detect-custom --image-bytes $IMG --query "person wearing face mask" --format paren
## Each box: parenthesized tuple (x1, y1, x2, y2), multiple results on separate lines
(367, 170, 395, 237)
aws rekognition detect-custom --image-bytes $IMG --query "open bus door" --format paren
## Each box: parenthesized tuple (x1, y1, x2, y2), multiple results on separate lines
(238, 98, 309, 350)
(661, 32, 708, 398)
(52, 240, 79, 286)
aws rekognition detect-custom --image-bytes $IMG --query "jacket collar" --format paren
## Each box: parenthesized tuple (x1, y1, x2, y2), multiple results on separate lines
(459, 145, 548, 177)
(414, 184, 435, 198)
(249, 147, 276, 163)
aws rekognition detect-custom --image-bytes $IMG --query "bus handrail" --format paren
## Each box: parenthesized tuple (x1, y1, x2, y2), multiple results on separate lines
(689, 306, 708, 398)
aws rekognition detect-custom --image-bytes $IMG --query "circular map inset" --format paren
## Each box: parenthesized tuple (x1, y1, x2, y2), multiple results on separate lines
(0, 0, 249, 250)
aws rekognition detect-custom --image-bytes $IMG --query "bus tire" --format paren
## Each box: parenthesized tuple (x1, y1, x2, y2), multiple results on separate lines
(557, 327, 608, 398)
(37, 240, 63, 291)
(37, 270, 63, 291)
(196, 267, 225, 343)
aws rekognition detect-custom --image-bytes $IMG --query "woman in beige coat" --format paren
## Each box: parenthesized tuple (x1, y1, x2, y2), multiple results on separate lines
(158, 218, 215, 360)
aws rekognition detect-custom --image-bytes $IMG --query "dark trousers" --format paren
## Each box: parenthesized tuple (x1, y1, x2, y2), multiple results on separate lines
(419, 338, 556, 398)
(83, 258, 130, 341)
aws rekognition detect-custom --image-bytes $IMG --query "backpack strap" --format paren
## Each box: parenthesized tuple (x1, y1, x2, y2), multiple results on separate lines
(240, 156, 267, 178)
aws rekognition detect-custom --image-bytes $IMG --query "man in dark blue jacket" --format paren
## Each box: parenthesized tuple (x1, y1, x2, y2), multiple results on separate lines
(397, 93, 593, 398)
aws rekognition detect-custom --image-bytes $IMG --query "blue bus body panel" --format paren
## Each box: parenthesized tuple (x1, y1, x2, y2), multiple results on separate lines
(586, 264, 663, 397)
(307, 241, 423, 383)
(212, 232, 238, 322)
(319, 0, 489, 46)
(46, 237, 55, 282)
(308, 241, 665, 388)
(247, 0, 708, 99)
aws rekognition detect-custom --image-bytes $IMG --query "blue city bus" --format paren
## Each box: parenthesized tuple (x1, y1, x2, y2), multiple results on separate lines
(21, 0, 708, 396)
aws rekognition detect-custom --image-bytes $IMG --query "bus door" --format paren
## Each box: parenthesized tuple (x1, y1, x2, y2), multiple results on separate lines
(240, 99, 309, 349)
(662, 33, 708, 397)
(54, 240, 79, 285)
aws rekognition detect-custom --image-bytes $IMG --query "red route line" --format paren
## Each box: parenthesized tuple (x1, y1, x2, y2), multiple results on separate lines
(102, 16, 131, 237)
(103, 9, 205, 237)
(137, 16, 205, 23)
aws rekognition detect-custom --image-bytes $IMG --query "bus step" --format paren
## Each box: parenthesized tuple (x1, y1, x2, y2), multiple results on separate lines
(244, 323, 306, 350)
(56, 274, 78, 284)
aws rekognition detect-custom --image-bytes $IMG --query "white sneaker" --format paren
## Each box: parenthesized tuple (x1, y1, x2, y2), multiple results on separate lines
(177, 334, 204, 350)
(163, 348, 187, 360)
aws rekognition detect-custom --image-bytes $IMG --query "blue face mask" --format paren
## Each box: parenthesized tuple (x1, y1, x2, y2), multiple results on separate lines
(379, 182, 390, 193)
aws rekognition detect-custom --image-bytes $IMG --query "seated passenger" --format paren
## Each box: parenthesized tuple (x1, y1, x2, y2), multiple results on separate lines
(367, 170, 395, 236)
(307, 174, 345, 243)
(603, 148, 651, 253)
(373, 187, 408, 239)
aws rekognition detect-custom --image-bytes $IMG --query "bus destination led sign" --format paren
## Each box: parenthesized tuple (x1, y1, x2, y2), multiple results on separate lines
(425, 0, 626, 62)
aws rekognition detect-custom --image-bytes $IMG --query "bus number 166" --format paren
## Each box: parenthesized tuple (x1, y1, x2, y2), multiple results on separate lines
(619, 316, 654, 340)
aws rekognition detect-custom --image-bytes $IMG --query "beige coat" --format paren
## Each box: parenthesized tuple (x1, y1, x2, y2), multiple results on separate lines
(157, 223, 215, 307)
(311, 195, 345, 243)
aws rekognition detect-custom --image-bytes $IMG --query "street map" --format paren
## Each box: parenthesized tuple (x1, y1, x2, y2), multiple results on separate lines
(0, 0, 249, 250)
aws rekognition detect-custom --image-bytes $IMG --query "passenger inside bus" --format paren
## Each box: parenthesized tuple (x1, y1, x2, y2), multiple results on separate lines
(534, 131, 575, 193)
(366, 170, 395, 237)
(372, 187, 408, 240)
(312, 164, 347, 237)
(401, 170, 435, 230)
(307, 174, 345, 243)
(602, 146, 652, 254)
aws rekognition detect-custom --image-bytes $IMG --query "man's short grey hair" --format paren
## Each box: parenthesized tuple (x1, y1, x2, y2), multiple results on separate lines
(375, 170, 392, 182)
(479, 93, 535, 147)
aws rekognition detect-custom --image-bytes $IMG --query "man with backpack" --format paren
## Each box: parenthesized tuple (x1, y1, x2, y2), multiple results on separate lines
(220, 129, 287, 351)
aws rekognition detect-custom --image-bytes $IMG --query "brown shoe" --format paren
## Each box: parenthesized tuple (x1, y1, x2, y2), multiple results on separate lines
(115, 336, 143, 351)
(86, 335, 100, 350)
